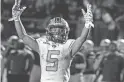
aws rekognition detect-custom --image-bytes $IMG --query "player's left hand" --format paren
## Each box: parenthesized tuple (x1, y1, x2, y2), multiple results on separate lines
(81, 4, 94, 28)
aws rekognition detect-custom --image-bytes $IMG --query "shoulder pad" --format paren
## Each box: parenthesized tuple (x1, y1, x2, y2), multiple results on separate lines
(36, 37, 47, 44)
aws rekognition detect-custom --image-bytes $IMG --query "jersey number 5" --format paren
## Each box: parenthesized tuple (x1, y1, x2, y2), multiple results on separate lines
(46, 50, 60, 71)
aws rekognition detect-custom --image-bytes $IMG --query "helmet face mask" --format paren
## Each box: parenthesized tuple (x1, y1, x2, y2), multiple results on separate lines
(48, 25, 67, 35)
(46, 17, 70, 43)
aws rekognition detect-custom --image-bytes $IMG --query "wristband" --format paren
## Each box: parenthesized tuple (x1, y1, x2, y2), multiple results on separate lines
(8, 17, 20, 21)
(14, 17, 20, 21)
(84, 23, 91, 28)
(85, 22, 94, 28)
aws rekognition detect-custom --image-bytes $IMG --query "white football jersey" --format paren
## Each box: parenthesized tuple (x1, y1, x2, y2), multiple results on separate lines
(36, 37, 75, 82)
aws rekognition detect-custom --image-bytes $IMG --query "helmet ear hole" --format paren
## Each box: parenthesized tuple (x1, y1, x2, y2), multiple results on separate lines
(66, 30, 69, 35)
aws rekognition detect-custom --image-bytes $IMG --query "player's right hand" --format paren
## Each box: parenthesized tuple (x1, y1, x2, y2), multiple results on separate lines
(8, 0, 26, 21)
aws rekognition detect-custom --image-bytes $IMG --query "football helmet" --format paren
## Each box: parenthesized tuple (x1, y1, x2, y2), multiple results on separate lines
(100, 39, 111, 47)
(82, 40, 94, 51)
(117, 39, 124, 51)
(83, 40, 94, 48)
(46, 17, 70, 43)
(117, 39, 124, 45)
(8, 35, 18, 45)
(7, 35, 19, 49)
(18, 39, 25, 49)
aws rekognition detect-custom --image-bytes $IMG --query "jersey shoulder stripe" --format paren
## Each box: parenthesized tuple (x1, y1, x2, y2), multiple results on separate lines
(66, 39, 75, 51)
(36, 37, 46, 43)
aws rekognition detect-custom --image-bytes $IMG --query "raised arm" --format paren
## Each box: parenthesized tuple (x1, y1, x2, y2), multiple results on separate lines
(71, 4, 94, 56)
(9, 0, 39, 53)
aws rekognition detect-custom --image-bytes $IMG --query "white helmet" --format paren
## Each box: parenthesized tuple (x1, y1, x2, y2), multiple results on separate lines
(83, 40, 94, 50)
(100, 39, 111, 47)
(46, 17, 70, 43)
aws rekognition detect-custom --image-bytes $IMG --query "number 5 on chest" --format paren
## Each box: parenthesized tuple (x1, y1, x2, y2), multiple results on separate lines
(46, 50, 60, 72)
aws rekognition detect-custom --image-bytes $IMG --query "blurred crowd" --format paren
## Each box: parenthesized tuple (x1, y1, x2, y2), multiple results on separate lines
(1, 35, 124, 82)
(1, 0, 124, 46)
(1, 0, 124, 82)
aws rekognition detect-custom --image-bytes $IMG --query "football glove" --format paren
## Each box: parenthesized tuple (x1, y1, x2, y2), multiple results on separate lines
(81, 4, 94, 28)
(8, 0, 26, 21)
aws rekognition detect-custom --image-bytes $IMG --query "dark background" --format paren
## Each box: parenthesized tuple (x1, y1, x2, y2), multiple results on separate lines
(1, 0, 124, 46)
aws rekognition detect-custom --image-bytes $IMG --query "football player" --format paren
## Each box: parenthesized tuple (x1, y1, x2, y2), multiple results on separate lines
(9, 0, 94, 82)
